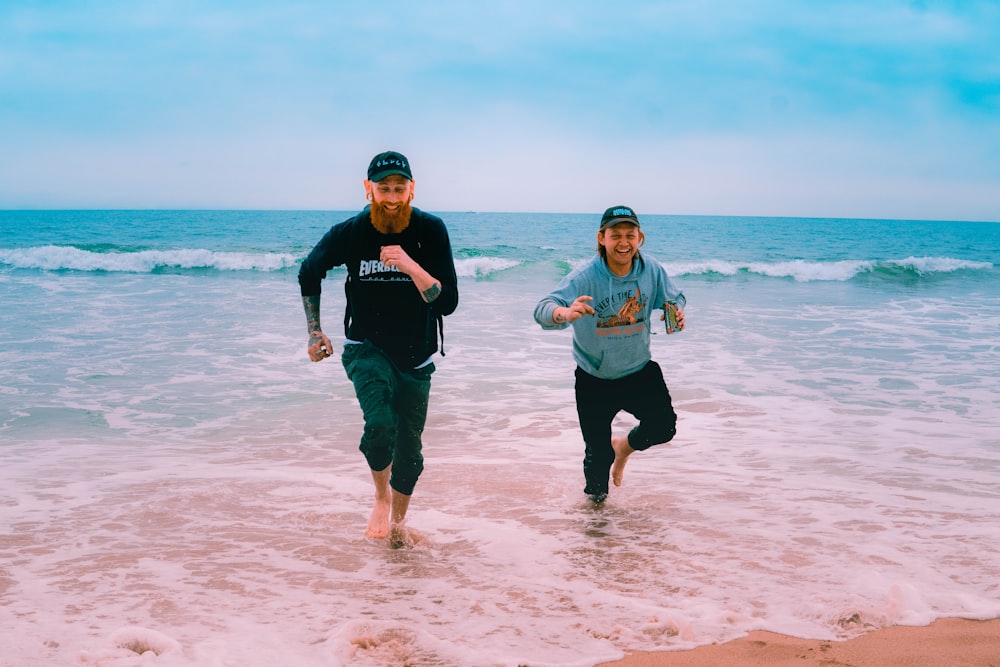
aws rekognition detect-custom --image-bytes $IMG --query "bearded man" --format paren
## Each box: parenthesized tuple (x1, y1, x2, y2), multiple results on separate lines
(298, 151, 459, 547)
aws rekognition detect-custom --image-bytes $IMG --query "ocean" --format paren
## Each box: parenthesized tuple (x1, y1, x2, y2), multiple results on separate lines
(1, 209, 999, 667)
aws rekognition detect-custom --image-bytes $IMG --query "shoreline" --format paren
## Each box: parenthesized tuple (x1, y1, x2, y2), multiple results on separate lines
(596, 617, 1000, 666)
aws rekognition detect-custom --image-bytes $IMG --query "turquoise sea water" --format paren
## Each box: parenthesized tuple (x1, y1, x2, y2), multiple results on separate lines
(2, 210, 999, 666)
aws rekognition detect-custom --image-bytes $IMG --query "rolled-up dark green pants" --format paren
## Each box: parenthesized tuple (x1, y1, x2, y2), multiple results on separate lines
(341, 340, 435, 496)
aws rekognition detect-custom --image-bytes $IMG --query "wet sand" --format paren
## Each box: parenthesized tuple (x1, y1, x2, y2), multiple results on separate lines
(597, 617, 1000, 666)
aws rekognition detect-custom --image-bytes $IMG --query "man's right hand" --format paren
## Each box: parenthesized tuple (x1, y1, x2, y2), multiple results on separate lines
(308, 330, 333, 362)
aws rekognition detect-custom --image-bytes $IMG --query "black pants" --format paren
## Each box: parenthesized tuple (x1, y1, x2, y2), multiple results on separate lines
(341, 340, 435, 496)
(574, 361, 677, 496)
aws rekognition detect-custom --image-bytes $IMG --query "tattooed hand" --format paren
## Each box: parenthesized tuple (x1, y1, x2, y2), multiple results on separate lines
(308, 330, 333, 362)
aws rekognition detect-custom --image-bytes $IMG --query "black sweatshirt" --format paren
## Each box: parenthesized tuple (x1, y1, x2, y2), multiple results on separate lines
(298, 206, 459, 369)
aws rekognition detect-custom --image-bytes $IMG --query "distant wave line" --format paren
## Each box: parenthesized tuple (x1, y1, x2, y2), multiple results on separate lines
(0, 245, 522, 277)
(1, 246, 991, 281)
(0, 245, 299, 272)
(667, 257, 994, 282)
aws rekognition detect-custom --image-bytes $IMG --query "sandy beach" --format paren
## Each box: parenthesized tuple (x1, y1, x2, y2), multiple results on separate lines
(598, 617, 1000, 666)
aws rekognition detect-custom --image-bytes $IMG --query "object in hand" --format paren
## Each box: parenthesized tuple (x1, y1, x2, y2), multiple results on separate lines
(665, 301, 680, 334)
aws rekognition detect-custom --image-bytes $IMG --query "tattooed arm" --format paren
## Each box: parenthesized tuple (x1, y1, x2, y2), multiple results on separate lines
(302, 294, 333, 362)
(378, 244, 442, 303)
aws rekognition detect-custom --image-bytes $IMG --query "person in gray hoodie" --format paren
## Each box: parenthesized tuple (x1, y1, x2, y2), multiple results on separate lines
(534, 205, 686, 504)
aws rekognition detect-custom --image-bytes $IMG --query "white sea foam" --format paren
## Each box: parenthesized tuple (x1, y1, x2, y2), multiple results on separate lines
(0, 245, 298, 272)
(454, 256, 521, 278)
(666, 256, 992, 281)
(885, 255, 993, 274)
(3, 246, 992, 284)
(77, 626, 182, 665)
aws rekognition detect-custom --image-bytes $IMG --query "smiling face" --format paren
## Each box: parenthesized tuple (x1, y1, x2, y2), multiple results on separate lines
(366, 174, 413, 209)
(365, 174, 414, 234)
(597, 222, 644, 276)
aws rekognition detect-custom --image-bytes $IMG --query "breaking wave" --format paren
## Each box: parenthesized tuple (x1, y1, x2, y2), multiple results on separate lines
(667, 256, 993, 282)
(1, 245, 991, 283)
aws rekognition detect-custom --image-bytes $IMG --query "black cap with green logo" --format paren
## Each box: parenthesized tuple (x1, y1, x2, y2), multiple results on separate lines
(367, 151, 412, 182)
(599, 205, 640, 229)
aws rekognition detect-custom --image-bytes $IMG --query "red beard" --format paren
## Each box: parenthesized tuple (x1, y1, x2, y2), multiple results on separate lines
(370, 200, 412, 235)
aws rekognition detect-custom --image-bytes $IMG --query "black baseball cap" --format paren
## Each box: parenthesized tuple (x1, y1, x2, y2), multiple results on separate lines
(367, 151, 412, 182)
(599, 205, 640, 229)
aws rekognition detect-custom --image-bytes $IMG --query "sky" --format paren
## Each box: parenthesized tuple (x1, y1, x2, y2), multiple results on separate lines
(1, 1, 998, 220)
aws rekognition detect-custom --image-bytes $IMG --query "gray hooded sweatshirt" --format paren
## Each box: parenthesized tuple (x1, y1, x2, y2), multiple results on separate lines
(533, 253, 686, 380)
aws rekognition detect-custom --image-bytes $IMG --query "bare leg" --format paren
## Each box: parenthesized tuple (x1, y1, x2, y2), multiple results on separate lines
(387, 491, 414, 549)
(611, 436, 636, 487)
(365, 467, 392, 539)
(366, 467, 423, 547)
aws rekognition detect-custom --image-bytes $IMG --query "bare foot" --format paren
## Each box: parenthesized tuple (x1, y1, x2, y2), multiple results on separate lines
(388, 523, 427, 549)
(365, 497, 390, 539)
(611, 436, 636, 487)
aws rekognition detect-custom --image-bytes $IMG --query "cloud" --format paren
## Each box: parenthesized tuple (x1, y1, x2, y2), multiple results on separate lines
(1, 0, 998, 220)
